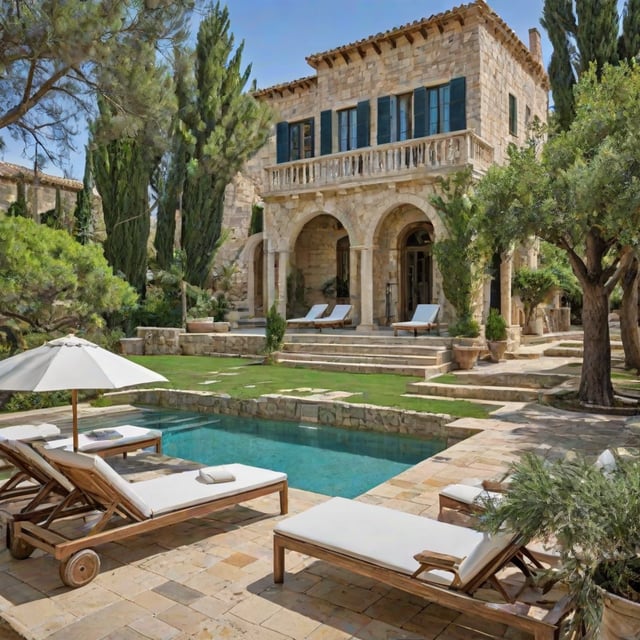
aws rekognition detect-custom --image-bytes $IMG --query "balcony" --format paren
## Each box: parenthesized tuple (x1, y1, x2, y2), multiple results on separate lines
(263, 130, 494, 195)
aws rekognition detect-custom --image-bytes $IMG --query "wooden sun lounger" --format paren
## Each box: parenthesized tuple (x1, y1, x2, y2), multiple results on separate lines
(9, 448, 288, 588)
(392, 303, 440, 336)
(311, 304, 352, 331)
(438, 479, 507, 519)
(273, 498, 573, 640)
(286, 303, 329, 327)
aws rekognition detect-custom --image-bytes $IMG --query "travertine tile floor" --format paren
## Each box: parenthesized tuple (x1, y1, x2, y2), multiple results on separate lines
(0, 378, 638, 639)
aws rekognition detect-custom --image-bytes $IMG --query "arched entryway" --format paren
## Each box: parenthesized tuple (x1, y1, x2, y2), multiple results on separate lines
(253, 240, 264, 315)
(399, 223, 434, 321)
(290, 214, 350, 317)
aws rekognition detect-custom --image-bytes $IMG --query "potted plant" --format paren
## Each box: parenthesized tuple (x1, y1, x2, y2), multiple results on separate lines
(483, 451, 640, 639)
(450, 315, 482, 370)
(484, 307, 508, 362)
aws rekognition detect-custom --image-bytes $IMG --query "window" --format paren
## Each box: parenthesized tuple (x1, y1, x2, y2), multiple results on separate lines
(289, 119, 314, 160)
(397, 93, 413, 141)
(428, 84, 450, 135)
(509, 94, 517, 136)
(338, 107, 358, 152)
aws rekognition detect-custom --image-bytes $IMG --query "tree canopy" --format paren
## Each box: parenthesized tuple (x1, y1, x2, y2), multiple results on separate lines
(478, 62, 640, 406)
(0, 216, 137, 333)
(0, 0, 192, 166)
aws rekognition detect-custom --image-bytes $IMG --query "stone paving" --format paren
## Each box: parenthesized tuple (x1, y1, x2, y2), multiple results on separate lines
(0, 357, 639, 640)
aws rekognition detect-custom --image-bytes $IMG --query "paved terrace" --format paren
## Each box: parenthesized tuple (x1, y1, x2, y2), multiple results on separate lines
(0, 357, 639, 640)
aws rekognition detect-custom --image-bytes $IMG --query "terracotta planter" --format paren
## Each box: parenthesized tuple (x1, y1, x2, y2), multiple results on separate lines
(452, 344, 481, 370)
(487, 340, 508, 363)
(599, 589, 640, 640)
(186, 319, 214, 333)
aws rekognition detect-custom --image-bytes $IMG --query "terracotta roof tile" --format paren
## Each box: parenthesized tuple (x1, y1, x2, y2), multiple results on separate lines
(0, 161, 82, 191)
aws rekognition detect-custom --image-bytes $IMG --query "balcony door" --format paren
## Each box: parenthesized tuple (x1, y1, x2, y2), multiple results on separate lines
(401, 226, 433, 320)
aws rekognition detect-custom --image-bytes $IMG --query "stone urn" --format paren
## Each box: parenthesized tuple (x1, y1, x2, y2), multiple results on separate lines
(452, 344, 481, 370)
(186, 318, 214, 333)
(599, 588, 640, 640)
(487, 340, 508, 363)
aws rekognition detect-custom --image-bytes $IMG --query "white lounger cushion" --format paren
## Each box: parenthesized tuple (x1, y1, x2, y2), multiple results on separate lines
(0, 423, 60, 441)
(275, 497, 513, 586)
(44, 447, 286, 519)
(3, 439, 75, 493)
(440, 483, 503, 506)
(45, 425, 161, 453)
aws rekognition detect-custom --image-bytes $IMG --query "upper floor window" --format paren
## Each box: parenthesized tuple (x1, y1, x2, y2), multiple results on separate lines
(509, 94, 518, 136)
(290, 119, 314, 160)
(428, 84, 451, 135)
(338, 107, 358, 152)
(276, 118, 315, 163)
(397, 93, 413, 141)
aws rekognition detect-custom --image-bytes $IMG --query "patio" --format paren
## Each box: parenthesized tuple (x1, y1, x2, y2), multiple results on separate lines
(0, 394, 637, 639)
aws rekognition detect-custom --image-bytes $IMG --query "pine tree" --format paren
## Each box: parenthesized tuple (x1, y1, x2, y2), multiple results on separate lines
(177, 3, 271, 288)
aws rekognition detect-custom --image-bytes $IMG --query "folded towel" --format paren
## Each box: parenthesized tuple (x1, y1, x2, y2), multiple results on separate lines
(198, 466, 236, 484)
(86, 429, 123, 441)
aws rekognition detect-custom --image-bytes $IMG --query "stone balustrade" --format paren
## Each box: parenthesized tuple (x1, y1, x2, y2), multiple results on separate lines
(264, 130, 494, 194)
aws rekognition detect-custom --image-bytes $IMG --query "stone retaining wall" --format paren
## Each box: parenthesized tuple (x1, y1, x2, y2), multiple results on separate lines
(109, 389, 453, 440)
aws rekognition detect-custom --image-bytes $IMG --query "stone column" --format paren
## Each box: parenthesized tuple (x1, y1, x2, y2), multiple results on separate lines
(357, 246, 375, 331)
(500, 250, 513, 325)
(266, 241, 276, 313)
(277, 250, 289, 317)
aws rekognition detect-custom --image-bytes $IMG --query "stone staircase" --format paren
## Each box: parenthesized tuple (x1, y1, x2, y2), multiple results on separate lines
(275, 331, 452, 376)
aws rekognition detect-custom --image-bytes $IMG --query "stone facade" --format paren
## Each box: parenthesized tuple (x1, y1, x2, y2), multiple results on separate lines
(225, 0, 549, 332)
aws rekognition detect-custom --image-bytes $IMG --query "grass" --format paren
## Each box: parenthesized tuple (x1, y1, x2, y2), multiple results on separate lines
(127, 355, 496, 419)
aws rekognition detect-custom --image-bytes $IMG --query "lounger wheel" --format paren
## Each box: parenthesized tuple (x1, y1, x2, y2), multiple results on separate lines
(6, 525, 35, 560)
(59, 549, 101, 588)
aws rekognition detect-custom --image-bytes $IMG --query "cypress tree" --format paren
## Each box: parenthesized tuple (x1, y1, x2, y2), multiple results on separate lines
(73, 151, 93, 245)
(7, 180, 28, 217)
(178, 3, 271, 288)
(542, 0, 639, 130)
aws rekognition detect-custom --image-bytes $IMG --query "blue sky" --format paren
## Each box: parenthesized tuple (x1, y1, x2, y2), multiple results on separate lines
(4, 0, 550, 178)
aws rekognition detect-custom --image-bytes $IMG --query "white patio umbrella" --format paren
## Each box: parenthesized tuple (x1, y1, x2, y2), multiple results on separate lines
(0, 334, 167, 451)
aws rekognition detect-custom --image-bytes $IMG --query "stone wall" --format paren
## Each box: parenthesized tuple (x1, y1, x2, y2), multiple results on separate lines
(109, 388, 453, 440)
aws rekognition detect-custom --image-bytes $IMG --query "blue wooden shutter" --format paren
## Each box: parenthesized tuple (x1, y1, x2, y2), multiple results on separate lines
(377, 96, 391, 144)
(320, 110, 333, 155)
(276, 121, 290, 163)
(413, 87, 427, 138)
(449, 77, 466, 131)
(356, 100, 370, 148)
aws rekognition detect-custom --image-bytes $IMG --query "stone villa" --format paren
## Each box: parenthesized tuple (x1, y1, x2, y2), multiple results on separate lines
(228, 0, 549, 336)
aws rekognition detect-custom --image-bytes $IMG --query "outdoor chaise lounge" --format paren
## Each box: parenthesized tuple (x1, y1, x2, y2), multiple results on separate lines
(0, 423, 60, 441)
(0, 438, 76, 512)
(311, 304, 352, 331)
(274, 497, 573, 640)
(286, 303, 329, 327)
(391, 303, 440, 336)
(44, 425, 162, 458)
(439, 479, 507, 519)
(9, 447, 288, 587)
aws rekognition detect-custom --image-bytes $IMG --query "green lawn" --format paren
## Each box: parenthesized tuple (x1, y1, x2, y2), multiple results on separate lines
(128, 355, 496, 419)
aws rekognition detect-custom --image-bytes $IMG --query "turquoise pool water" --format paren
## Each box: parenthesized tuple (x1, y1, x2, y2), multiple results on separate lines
(91, 408, 445, 498)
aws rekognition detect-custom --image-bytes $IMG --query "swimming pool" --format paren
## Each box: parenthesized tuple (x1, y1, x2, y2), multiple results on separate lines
(91, 408, 445, 498)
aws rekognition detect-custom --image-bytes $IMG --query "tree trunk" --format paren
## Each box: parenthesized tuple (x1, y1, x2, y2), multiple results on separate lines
(619, 256, 640, 370)
(579, 280, 614, 406)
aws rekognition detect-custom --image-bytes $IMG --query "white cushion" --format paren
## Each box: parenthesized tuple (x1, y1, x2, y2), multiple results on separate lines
(0, 423, 60, 441)
(45, 425, 161, 453)
(2, 440, 75, 493)
(275, 497, 513, 586)
(440, 483, 503, 506)
(198, 466, 236, 484)
(133, 463, 286, 515)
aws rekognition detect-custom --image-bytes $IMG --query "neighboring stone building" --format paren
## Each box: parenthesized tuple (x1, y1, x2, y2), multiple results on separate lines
(0, 161, 82, 223)
(232, 0, 549, 333)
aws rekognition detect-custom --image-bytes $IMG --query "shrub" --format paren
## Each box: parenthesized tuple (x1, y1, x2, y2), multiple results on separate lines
(264, 302, 286, 361)
(449, 315, 480, 338)
(485, 308, 507, 341)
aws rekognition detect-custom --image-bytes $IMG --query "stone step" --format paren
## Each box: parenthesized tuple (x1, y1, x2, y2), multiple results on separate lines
(406, 381, 541, 402)
(277, 351, 442, 367)
(284, 332, 451, 347)
(282, 342, 448, 358)
(275, 357, 435, 376)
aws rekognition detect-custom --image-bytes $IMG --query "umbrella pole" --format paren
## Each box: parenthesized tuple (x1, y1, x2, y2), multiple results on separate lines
(72, 389, 78, 452)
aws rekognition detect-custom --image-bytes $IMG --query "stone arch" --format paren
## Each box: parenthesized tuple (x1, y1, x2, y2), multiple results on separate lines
(237, 232, 265, 317)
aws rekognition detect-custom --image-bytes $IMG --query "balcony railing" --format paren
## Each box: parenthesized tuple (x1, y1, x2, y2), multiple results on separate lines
(264, 130, 494, 194)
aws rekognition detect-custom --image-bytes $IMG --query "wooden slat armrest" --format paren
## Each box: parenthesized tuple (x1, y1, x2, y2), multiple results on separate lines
(411, 550, 465, 580)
